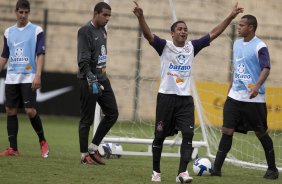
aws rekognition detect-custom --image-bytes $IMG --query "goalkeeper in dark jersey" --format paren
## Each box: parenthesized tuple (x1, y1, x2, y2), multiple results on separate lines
(77, 2, 118, 165)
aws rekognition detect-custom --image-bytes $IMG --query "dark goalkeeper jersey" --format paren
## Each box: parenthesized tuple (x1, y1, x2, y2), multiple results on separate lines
(77, 21, 108, 81)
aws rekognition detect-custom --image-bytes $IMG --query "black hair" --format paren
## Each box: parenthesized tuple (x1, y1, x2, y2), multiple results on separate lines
(16, 0, 30, 11)
(241, 14, 258, 32)
(170, 20, 186, 32)
(94, 2, 111, 14)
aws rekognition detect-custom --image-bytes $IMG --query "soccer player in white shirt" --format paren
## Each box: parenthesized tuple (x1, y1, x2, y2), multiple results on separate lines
(133, 1, 243, 183)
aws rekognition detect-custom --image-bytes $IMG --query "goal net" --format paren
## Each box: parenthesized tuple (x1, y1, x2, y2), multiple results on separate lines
(94, 0, 282, 171)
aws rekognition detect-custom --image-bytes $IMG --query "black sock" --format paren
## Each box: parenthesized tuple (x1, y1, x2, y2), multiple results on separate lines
(152, 138, 165, 173)
(214, 134, 233, 171)
(7, 115, 19, 151)
(30, 113, 45, 142)
(152, 145, 162, 173)
(178, 146, 192, 174)
(259, 133, 277, 171)
(178, 133, 193, 174)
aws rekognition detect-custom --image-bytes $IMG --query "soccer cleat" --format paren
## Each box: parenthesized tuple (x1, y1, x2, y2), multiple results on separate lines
(40, 140, 49, 158)
(151, 171, 161, 182)
(1, 147, 19, 156)
(211, 170, 222, 176)
(81, 154, 97, 165)
(89, 150, 105, 165)
(263, 169, 279, 180)
(176, 171, 193, 183)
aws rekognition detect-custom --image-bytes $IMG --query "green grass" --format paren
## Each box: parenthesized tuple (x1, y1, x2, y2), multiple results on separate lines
(0, 115, 281, 184)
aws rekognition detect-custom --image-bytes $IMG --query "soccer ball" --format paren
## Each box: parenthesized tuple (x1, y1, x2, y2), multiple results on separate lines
(102, 143, 123, 159)
(193, 158, 213, 176)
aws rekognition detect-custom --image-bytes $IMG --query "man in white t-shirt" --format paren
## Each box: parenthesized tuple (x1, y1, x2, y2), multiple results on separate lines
(133, 1, 243, 183)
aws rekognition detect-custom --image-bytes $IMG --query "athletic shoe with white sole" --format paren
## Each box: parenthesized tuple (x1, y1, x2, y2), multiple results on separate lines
(89, 150, 105, 165)
(176, 171, 193, 183)
(40, 140, 49, 158)
(151, 171, 161, 182)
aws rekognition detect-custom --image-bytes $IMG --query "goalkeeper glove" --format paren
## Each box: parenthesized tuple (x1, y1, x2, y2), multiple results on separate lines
(86, 72, 103, 96)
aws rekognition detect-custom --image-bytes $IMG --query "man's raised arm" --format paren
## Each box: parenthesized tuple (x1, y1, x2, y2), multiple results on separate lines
(133, 1, 154, 44)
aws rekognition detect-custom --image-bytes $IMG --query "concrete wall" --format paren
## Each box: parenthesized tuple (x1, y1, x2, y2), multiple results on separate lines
(0, 0, 281, 120)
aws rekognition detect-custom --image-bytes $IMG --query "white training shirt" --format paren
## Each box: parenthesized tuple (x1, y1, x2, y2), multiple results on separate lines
(150, 34, 210, 96)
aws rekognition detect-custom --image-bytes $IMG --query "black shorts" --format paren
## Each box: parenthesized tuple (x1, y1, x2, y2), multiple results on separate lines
(223, 97, 268, 134)
(155, 93, 194, 138)
(5, 83, 36, 108)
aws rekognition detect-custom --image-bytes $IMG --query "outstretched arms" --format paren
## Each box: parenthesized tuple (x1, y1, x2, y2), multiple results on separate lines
(209, 2, 244, 42)
(133, 1, 154, 44)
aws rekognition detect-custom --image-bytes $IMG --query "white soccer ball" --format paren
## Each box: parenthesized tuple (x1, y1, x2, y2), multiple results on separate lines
(102, 143, 123, 158)
(193, 158, 213, 176)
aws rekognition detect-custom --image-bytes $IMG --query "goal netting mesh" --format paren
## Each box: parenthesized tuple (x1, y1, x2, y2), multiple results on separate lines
(95, 0, 282, 170)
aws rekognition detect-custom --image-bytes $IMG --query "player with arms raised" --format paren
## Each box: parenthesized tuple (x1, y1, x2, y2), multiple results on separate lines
(133, 1, 243, 183)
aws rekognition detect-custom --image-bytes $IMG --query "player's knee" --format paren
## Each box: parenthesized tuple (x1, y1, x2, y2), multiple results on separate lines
(255, 131, 267, 139)
(79, 120, 93, 129)
(218, 133, 233, 153)
(153, 137, 165, 146)
(182, 130, 194, 142)
(5, 107, 17, 116)
(112, 110, 119, 122)
(221, 127, 234, 136)
(105, 109, 119, 123)
(24, 108, 36, 118)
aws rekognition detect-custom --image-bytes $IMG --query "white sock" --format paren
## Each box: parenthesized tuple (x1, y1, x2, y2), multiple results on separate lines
(88, 143, 98, 152)
(81, 152, 88, 159)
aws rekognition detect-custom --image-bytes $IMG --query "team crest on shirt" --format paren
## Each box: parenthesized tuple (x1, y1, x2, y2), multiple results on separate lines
(237, 63, 245, 73)
(176, 54, 186, 65)
(10, 47, 29, 64)
(15, 47, 23, 57)
(183, 45, 190, 53)
(235, 63, 251, 80)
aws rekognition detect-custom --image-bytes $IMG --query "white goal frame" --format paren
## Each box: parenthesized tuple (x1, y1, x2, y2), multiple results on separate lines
(93, 77, 211, 157)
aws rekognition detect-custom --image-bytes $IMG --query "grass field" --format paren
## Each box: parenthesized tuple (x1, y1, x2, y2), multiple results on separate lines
(0, 114, 281, 184)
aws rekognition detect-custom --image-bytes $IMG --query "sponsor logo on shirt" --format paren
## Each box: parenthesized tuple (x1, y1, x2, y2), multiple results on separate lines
(10, 47, 29, 64)
(168, 63, 191, 71)
(98, 45, 107, 64)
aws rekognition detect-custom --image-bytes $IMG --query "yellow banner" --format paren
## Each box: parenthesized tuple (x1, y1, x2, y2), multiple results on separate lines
(195, 81, 282, 130)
